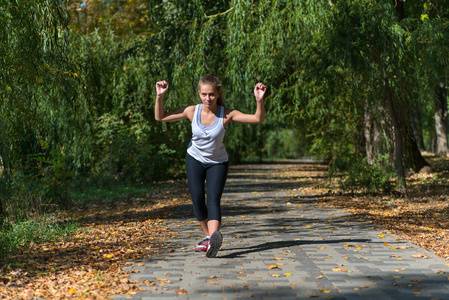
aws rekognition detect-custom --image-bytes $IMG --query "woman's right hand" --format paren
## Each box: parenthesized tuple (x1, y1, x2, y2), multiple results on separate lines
(156, 80, 169, 96)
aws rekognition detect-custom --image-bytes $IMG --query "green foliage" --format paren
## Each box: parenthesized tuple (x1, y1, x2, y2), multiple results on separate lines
(334, 155, 396, 195)
(264, 129, 310, 159)
(1, 0, 449, 232)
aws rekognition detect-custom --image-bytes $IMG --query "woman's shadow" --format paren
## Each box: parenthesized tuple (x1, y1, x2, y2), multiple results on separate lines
(218, 238, 372, 258)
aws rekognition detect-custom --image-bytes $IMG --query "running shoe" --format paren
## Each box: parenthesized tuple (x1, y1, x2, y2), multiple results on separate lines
(206, 231, 223, 258)
(194, 237, 210, 252)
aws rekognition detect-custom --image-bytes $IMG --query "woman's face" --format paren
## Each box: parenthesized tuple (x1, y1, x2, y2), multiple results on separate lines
(198, 84, 219, 108)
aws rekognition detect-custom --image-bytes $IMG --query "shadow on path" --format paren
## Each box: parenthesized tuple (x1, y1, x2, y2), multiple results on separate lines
(220, 238, 372, 258)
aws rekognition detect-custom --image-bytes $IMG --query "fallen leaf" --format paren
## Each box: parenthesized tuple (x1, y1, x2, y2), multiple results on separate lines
(332, 268, 341, 272)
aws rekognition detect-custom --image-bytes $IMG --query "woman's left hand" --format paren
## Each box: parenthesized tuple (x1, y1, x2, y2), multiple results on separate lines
(254, 83, 267, 102)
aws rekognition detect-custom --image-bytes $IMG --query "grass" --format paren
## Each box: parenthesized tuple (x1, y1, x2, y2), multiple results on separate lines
(0, 178, 165, 261)
(69, 177, 164, 203)
(0, 215, 78, 259)
(69, 182, 161, 203)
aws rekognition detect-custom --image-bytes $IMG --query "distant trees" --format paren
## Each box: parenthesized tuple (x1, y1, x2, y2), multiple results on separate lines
(1, 0, 448, 222)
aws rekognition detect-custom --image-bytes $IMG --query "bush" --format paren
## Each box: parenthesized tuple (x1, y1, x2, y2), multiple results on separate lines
(334, 154, 396, 194)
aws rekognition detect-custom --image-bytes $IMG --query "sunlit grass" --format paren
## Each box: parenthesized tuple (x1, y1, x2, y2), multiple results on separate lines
(0, 215, 78, 259)
(69, 183, 160, 203)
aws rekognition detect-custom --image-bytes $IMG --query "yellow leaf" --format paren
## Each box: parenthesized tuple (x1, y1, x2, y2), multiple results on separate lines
(320, 290, 331, 293)
(272, 274, 281, 277)
(268, 265, 278, 269)
(284, 273, 293, 276)
(69, 289, 76, 294)
(390, 247, 399, 250)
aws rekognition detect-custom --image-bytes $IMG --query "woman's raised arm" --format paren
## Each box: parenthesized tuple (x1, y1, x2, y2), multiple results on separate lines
(225, 83, 267, 126)
(155, 81, 194, 122)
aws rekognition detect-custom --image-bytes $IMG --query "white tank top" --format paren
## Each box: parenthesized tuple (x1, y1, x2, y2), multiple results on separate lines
(187, 104, 228, 164)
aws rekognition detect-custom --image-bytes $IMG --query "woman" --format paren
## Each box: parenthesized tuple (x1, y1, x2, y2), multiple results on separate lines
(155, 74, 266, 258)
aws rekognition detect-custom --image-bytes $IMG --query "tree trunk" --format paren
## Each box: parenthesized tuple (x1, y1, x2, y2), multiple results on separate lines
(406, 128, 432, 174)
(0, 142, 4, 223)
(385, 79, 407, 194)
(435, 82, 449, 157)
(393, 0, 406, 21)
(364, 101, 381, 164)
(410, 106, 425, 150)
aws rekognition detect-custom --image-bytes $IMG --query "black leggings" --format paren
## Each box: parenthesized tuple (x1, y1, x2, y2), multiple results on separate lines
(185, 153, 228, 222)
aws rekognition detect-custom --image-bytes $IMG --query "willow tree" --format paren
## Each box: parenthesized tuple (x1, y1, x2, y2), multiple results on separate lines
(219, 0, 437, 193)
(412, 2, 449, 157)
(0, 0, 84, 220)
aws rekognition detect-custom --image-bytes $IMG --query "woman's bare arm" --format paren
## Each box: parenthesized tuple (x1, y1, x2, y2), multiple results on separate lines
(224, 83, 266, 126)
(155, 81, 194, 122)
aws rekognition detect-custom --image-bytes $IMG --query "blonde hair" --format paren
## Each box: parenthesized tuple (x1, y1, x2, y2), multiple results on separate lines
(198, 74, 225, 107)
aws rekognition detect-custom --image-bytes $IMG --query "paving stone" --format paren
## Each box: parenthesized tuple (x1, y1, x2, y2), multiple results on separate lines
(114, 163, 449, 299)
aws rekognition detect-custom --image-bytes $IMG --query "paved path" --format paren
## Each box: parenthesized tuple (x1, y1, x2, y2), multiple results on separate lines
(115, 163, 449, 299)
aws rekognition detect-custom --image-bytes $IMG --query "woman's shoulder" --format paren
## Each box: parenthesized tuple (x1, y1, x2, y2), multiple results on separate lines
(176, 105, 196, 122)
(223, 107, 239, 115)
